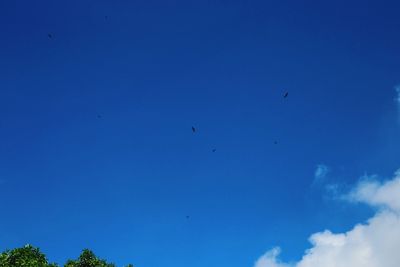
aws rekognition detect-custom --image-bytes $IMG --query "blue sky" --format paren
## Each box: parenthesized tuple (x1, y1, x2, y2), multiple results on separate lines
(0, 1, 399, 266)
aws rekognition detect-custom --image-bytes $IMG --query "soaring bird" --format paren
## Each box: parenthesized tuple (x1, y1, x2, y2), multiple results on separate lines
(212, 148, 216, 152)
(192, 126, 196, 133)
(47, 33, 53, 39)
(283, 92, 289, 98)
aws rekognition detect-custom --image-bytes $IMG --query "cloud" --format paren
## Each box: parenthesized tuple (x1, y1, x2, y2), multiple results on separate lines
(395, 85, 400, 123)
(346, 171, 400, 212)
(313, 164, 330, 184)
(255, 169, 400, 267)
(255, 247, 290, 267)
(395, 85, 400, 104)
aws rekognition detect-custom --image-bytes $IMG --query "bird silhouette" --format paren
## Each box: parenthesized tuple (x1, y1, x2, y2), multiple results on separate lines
(212, 148, 216, 152)
(283, 92, 289, 98)
(47, 33, 53, 39)
(274, 141, 278, 145)
(192, 126, 196, 133)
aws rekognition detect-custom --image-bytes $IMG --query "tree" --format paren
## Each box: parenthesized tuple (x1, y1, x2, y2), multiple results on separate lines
(64, 249, 115, 267)
(0, 245, 133, 267)
(0, 244, 58, 267)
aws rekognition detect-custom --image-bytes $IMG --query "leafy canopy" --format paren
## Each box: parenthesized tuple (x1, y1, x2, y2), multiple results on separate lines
(0, 245, 57, 267)
(0, 245, 133, 267)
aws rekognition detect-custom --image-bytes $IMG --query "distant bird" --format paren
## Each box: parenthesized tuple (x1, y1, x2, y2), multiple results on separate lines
(105, 15, 108, 20)
(283, 92, 289, 98)
(186, 215, 190, 219)
(192, 126, 196, 133)
(274, 141, 278, 145)
(212, 148, 216, 152)
(47, 33, 53, 39)
(97, 115, 102, 119)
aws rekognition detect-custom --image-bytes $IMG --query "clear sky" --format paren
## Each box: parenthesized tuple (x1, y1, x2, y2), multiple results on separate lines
(0, 1, 400, 266)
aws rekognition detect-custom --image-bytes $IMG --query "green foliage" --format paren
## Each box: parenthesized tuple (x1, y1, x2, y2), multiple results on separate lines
(0, 245, 133, 267)
(0, 244, 58, 267)
(64, 249, 115, 267)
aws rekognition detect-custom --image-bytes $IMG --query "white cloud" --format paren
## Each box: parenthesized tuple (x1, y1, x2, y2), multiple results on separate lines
(255, 169, 400, 267)
(255, 247, 290, 267)
(346, 171, 400, 212)
(313, 164, 330, 184)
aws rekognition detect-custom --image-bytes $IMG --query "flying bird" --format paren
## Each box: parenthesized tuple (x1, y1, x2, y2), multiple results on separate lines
(192, 126, 196, 133)
(212, 148, 216, 152)
(274, 141, 278, 145)
(47, 33, 53, 39)
(283, 92, 289, 98)
(97, 115, 102, 119)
